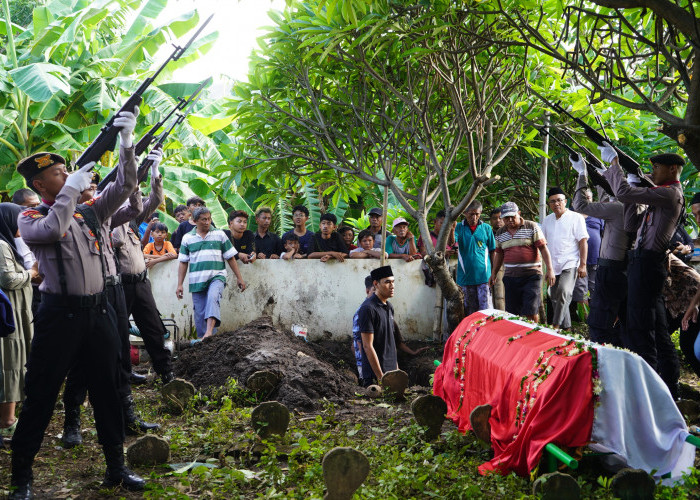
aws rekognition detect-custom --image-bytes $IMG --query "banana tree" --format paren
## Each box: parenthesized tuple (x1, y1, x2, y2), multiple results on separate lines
(0, 0, 215, 196)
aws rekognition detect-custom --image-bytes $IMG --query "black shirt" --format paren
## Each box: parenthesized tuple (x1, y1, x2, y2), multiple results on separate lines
(312, 232, 348, 254)
(223, 229, 256, 259)
(255, 231, 283, 257)
(356, 294, 398, 375)
(171, 220, 195, 250)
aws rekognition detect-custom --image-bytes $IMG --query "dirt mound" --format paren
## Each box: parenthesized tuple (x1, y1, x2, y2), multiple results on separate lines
(173, 317, 357, 411)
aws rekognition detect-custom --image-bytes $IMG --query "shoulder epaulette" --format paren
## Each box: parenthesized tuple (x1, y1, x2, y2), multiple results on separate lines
(83, 196, 100, 206)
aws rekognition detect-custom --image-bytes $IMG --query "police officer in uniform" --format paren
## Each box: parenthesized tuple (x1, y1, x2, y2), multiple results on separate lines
(112, 148, 175, 385)
(570, 155, 631, 346)
(9, 108, 146, 498)
(600, 142, 683, 398)
(61, 165, 159, 448)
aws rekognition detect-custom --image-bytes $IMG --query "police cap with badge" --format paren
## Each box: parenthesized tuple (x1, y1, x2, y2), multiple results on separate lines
(17, 152, 67, 183)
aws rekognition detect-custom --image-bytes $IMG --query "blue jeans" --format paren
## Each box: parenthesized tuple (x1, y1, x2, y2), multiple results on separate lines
(192, 279, 225, 338)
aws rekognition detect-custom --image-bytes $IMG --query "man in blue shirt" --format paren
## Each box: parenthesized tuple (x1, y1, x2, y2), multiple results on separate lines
(455, 200, 496, 315)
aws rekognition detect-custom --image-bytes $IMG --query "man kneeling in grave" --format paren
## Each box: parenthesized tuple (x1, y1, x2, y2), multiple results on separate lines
(353, 273, 428, 386)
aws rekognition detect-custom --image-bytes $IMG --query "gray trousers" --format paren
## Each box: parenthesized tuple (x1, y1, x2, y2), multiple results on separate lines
(550, 267, 577, 329)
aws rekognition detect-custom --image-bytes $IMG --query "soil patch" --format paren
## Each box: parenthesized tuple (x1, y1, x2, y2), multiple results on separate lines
(174, 317, 358, 411)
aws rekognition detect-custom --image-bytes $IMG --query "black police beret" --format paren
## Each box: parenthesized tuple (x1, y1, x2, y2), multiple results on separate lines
(91, 171, 101, 184)
(691, 192, 700, 206)
(17, 152, 67, 182)
(649, 153, 685, 167)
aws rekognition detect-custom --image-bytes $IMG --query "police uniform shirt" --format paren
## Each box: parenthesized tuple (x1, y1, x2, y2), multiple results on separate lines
(603, 162, 683, 252)
(112, 175, 163, 275)
(572, 174, 629, 261)
(97, 190, 143, 277)
(19, 146, 137, 296)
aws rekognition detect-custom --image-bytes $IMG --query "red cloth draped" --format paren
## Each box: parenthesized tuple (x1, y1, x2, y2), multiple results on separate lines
(433, 312, 594, 476)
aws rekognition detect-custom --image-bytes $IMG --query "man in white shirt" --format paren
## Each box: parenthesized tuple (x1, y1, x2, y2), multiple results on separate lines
(541, 187, 589, 330)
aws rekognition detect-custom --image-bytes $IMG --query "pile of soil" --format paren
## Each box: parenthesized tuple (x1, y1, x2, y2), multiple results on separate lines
(173, 317, 358, 411)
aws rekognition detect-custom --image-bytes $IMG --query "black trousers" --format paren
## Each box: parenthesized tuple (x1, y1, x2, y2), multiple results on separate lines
(625, 250, 680, 396)
(122, 278, 172, 376)
(63, 283, 132, 409)
(587, 263, 627, 346)
(11, 296, 124, 458)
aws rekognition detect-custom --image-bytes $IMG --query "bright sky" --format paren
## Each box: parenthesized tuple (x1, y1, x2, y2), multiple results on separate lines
(156, 0, 286, 86)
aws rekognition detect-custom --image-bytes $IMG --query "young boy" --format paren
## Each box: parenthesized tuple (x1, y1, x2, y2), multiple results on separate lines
(171, 196, 206, 250)
(350, 229, 387, 259)
(282, 205, 315, 256)
(176, 207, 247, 338)
(224, 210, 256, 264)
(338, 226, 358, 251)
(281, 233, 303, 260)
(143, 222, 177, 269)
(308, 213, 349, 262)
(174, 204, 189, 223)
(385, 217, 419, 262)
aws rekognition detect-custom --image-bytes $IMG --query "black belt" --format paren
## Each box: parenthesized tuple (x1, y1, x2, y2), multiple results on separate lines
(121, 270, 147, 284)
(105, 275, 122, 286)
(41, 292, 105, 308)
(628, 248, 666, 262)
(597, 258, 627, 270)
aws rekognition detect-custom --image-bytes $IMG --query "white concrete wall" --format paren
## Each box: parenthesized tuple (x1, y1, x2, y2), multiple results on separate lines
(148, 259, 439, 341)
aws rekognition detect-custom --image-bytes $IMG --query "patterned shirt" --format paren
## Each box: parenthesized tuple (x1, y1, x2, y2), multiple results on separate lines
(178, 228, 237, 293)
(494, 219, 546, 277)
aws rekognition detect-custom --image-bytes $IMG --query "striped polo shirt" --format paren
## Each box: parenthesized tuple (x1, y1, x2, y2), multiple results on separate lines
(494, 219, 546, 277)
(178, 228, 237, 293)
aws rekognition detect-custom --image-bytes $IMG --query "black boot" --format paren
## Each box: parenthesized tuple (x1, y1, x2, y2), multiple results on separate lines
(9, 454, 34, 500)
(123, 395, 160, 436)
(129, 371, 147, 385)
(62, 405, 82, 448)
(160, 371, 174, 384)
(102, 444, 145, 491)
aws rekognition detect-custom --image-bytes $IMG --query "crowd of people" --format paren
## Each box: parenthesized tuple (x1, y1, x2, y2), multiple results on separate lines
(0, 98, 698, 497)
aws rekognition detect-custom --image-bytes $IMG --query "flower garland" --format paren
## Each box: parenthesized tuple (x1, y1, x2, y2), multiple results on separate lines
(452, 315, 500, 411)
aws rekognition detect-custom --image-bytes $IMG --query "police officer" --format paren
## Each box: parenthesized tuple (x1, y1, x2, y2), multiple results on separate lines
(112, 147, 175, 385)
(9, 108, 145, 498)
(600, 142, 683, 398)
(570, 155, 631, 346)
(61, 166, 159, 448)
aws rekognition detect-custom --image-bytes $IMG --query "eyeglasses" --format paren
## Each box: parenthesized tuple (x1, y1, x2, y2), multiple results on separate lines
(548, 199, 566, 205)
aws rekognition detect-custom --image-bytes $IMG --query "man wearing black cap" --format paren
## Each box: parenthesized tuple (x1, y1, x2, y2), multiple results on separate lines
(541, 186, 589, 330)
(9, 107, 147, 497)
(600, 143, 683, 398)
(367, 208, 385, 249)
(356, 265, 398, 382)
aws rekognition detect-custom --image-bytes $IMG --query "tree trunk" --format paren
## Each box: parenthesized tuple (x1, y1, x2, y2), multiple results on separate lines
(424, 251, 464, 336)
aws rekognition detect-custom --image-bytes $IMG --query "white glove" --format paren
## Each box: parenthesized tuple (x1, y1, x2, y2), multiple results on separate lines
(64, 162, 96, 193)
(114, 105, 140, 148)
(598, 141, 618, 164)
(626, 173, 641, 185)
(147, 148, 163, 178)
(569, 154, 586, 175)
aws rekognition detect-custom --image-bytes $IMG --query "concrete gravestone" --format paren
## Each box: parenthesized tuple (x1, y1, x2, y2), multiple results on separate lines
(246, 370, 280, 393)
(127, 435, 171, 467)
(611, 468, 655, 500)
(251, 401, 290, 438)
(532, 471, 581, 500)
(161, 379, 196, 415)
(322, 447, 369, 500)
(381, 370, 408, 399)
(469, 404, 492, 444)
(411, 395, 447, 440)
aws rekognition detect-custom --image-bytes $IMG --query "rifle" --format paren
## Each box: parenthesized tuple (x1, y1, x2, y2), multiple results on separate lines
(528, 86, 654, 188)
(134, 82, 207, 185)
(97, 77, 212, 191)
(75, 14, 213, 169)
(537, 126, 615, 197)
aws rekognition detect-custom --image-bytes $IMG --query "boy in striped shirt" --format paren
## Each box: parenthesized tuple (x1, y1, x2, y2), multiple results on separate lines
(176, 207, 247, 338)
